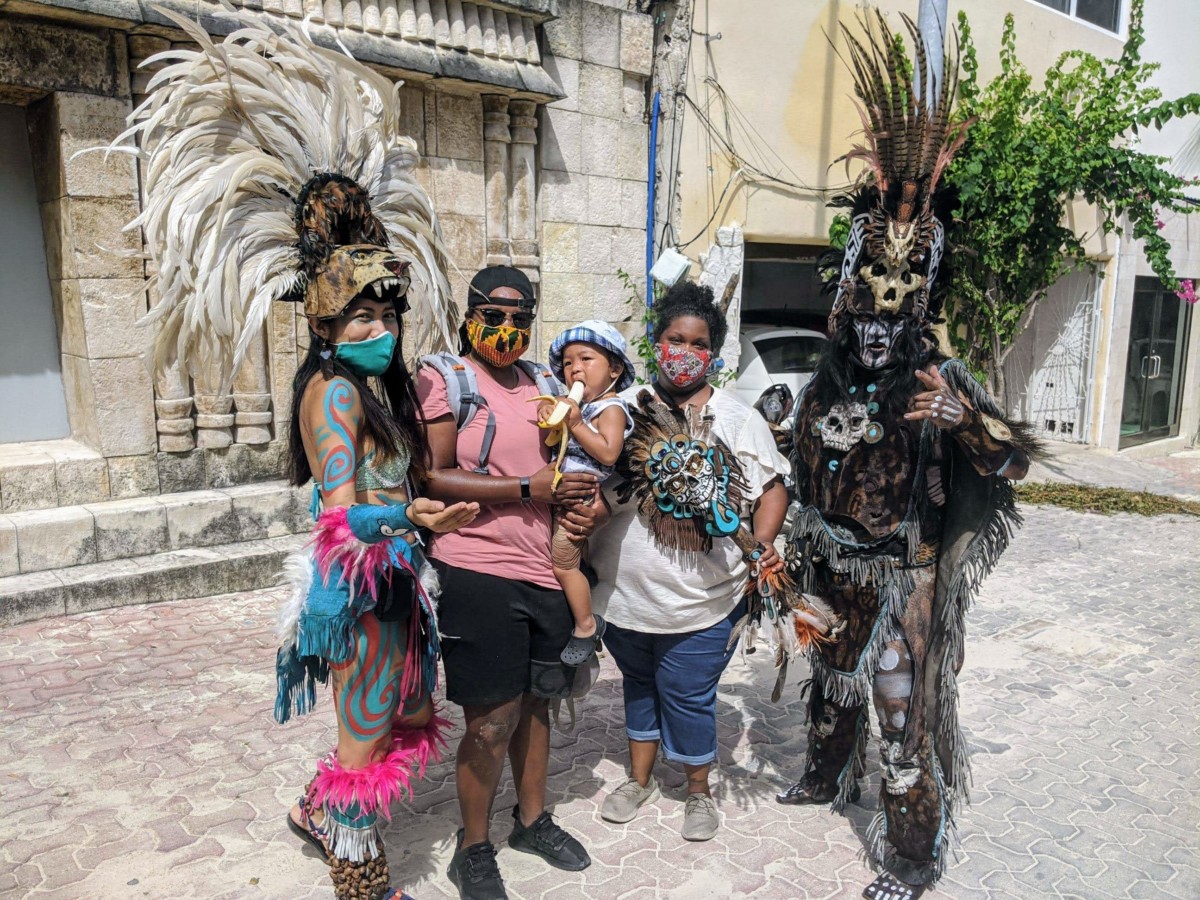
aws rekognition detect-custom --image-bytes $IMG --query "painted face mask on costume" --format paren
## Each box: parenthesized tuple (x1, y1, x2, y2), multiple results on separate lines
(333, 330, 396, 377)
(655, 343, 712, 390)
(851, 315, 907, 370)
(466, 317, 531, 367)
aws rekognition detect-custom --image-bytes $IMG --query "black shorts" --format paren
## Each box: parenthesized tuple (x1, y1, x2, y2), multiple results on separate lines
(433, 560, 577, 706)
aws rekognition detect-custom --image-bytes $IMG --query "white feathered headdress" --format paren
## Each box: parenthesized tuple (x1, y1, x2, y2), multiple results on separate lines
(116, 4, 456, 391)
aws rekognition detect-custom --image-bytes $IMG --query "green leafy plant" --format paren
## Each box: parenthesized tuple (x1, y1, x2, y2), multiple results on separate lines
(827, 213, 851, 253)
(945, 0, 1200, 404)
(618, 268, 659, 383)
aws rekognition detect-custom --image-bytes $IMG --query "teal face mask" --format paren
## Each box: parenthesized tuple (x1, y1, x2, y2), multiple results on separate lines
(334, 331, 396, 377)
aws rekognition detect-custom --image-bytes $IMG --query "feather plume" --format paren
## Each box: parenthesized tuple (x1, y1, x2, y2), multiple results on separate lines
(112, 5, 455, 391)
(836, 10, 969, 214)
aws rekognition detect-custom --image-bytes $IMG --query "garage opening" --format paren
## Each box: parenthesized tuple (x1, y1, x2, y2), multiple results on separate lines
(741, 242, 831, 333)
(0, 103, 70, 444)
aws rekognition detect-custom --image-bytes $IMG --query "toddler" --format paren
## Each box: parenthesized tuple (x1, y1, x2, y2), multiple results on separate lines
(540, 321, 636, 666)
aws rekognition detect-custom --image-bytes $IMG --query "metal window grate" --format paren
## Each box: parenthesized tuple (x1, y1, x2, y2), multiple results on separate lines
(1005, 269, 1100, 444)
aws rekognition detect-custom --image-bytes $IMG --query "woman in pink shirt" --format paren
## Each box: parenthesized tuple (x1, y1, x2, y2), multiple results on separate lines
(416, 266, 600, 900)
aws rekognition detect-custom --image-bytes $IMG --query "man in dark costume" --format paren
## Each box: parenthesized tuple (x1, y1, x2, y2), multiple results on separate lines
(776, 14, 1042, 900)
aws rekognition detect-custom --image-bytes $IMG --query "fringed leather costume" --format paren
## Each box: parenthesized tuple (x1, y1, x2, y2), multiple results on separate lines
(112, 8, 456, 897)
(779, 13, 1042, 896)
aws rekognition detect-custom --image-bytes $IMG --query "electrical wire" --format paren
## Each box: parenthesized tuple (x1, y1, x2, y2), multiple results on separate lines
(675, 167, 742, 250)
(653, 10, 859, 253)
(682, 91, 853, 197)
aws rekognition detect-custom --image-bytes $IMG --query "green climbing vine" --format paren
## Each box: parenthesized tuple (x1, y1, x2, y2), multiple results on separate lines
(945, 0, 1199, 401)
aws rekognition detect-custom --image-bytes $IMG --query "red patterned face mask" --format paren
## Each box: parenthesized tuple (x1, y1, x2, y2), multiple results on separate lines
(654, 343, 712, 389)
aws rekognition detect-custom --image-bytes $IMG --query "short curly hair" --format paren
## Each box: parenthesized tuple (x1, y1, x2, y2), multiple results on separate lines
(651, 280, 728, 350)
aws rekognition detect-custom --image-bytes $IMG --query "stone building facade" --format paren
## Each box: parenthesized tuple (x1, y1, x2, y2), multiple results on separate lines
(0, 0, 661, 624)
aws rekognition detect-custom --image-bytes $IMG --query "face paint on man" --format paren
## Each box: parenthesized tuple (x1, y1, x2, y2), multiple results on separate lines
(851, 315, 907, 370)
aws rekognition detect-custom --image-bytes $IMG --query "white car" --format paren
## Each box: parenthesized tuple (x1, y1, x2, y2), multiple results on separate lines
(732, 325, 827, 409)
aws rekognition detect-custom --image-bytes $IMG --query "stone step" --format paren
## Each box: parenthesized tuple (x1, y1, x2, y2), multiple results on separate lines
(0, 480, 313, 577)
(0, 533, 306, 627)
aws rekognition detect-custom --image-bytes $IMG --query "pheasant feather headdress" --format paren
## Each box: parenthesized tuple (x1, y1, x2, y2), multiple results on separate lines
(825, 10, 972, 330)
(114, 4, 456, 390)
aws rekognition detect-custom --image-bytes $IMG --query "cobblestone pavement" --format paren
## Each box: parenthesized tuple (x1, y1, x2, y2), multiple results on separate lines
(2, 504, 1198, 900)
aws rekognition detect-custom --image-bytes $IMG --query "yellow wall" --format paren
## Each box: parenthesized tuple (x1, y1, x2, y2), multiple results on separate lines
(675, 0, 1124, 252)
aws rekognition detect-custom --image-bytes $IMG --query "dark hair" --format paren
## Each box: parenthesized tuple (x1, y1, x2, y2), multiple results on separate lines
(652, 281, 728, 351)
(808, 317, 938, 416)
(287, 321, 429, 489)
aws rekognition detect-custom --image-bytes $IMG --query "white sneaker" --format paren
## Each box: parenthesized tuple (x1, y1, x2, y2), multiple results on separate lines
(600, 775, 660, 823)
(681, 792, 719, 841)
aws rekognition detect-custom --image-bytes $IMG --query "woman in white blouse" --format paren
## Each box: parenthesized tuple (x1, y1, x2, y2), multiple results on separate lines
(589, 282, 792, 841)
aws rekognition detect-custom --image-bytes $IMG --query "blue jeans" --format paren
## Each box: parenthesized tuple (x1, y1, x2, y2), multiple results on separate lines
(603, 599, 747, 766)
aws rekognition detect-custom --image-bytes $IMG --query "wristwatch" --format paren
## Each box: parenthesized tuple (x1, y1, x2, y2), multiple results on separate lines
(519, 476, 532, 503)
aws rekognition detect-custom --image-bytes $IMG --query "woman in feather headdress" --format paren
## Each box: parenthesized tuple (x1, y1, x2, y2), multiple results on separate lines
(114, 8, 478, 898)
(776, 12, 1041, 899)
(587, 281, 793, 842)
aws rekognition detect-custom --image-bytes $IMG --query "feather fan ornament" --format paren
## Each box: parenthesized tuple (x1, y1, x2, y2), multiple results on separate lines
(109, 3, 456, 391)
(616, 390, 842, 672)
(825, 9, 973, 328)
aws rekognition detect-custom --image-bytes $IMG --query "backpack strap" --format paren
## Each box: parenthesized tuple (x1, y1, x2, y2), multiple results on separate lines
(418, 353, 498, 475)
(516, 359, 564, 399)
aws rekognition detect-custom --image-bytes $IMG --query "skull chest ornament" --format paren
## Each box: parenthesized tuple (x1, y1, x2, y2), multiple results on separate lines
(646, 433, 742, 537)
(815, 402, 884, 452)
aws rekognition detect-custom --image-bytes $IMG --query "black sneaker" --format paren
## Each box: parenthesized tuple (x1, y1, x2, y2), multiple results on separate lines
(507, 806, 591, 871)
(447, 829, 508, 900)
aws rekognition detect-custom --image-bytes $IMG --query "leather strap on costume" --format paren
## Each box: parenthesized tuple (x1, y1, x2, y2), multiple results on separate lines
(948, 407, 1024, 476)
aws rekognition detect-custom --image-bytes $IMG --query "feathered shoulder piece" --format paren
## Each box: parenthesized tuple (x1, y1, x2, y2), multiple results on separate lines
(115, 4, 455, 390)
(616, 389, 842, 678)
(826, 10, 972, 329)
(615, 389, 748, 554)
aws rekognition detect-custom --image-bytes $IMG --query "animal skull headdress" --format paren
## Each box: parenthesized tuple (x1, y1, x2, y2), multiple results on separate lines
(113, 5, 457, 391)
(825, 11, 971, 332)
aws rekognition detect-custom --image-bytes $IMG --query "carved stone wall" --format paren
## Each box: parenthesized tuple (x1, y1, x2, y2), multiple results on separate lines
(237, 0, 544, 64)
(535, 0, 655, 361)
(0, 0, 659, 515)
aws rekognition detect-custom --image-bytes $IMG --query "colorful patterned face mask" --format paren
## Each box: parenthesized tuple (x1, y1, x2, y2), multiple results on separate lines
(466, 317, 531, 367)
(654, 343, 712, 390)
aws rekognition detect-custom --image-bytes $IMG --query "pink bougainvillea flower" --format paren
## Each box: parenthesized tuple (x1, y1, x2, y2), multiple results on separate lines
(1176, 279, 1197, 305)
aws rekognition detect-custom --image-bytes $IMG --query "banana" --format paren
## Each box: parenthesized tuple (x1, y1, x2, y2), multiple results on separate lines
(535, 380, 586, 427)
(528, 381, 586, 491)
